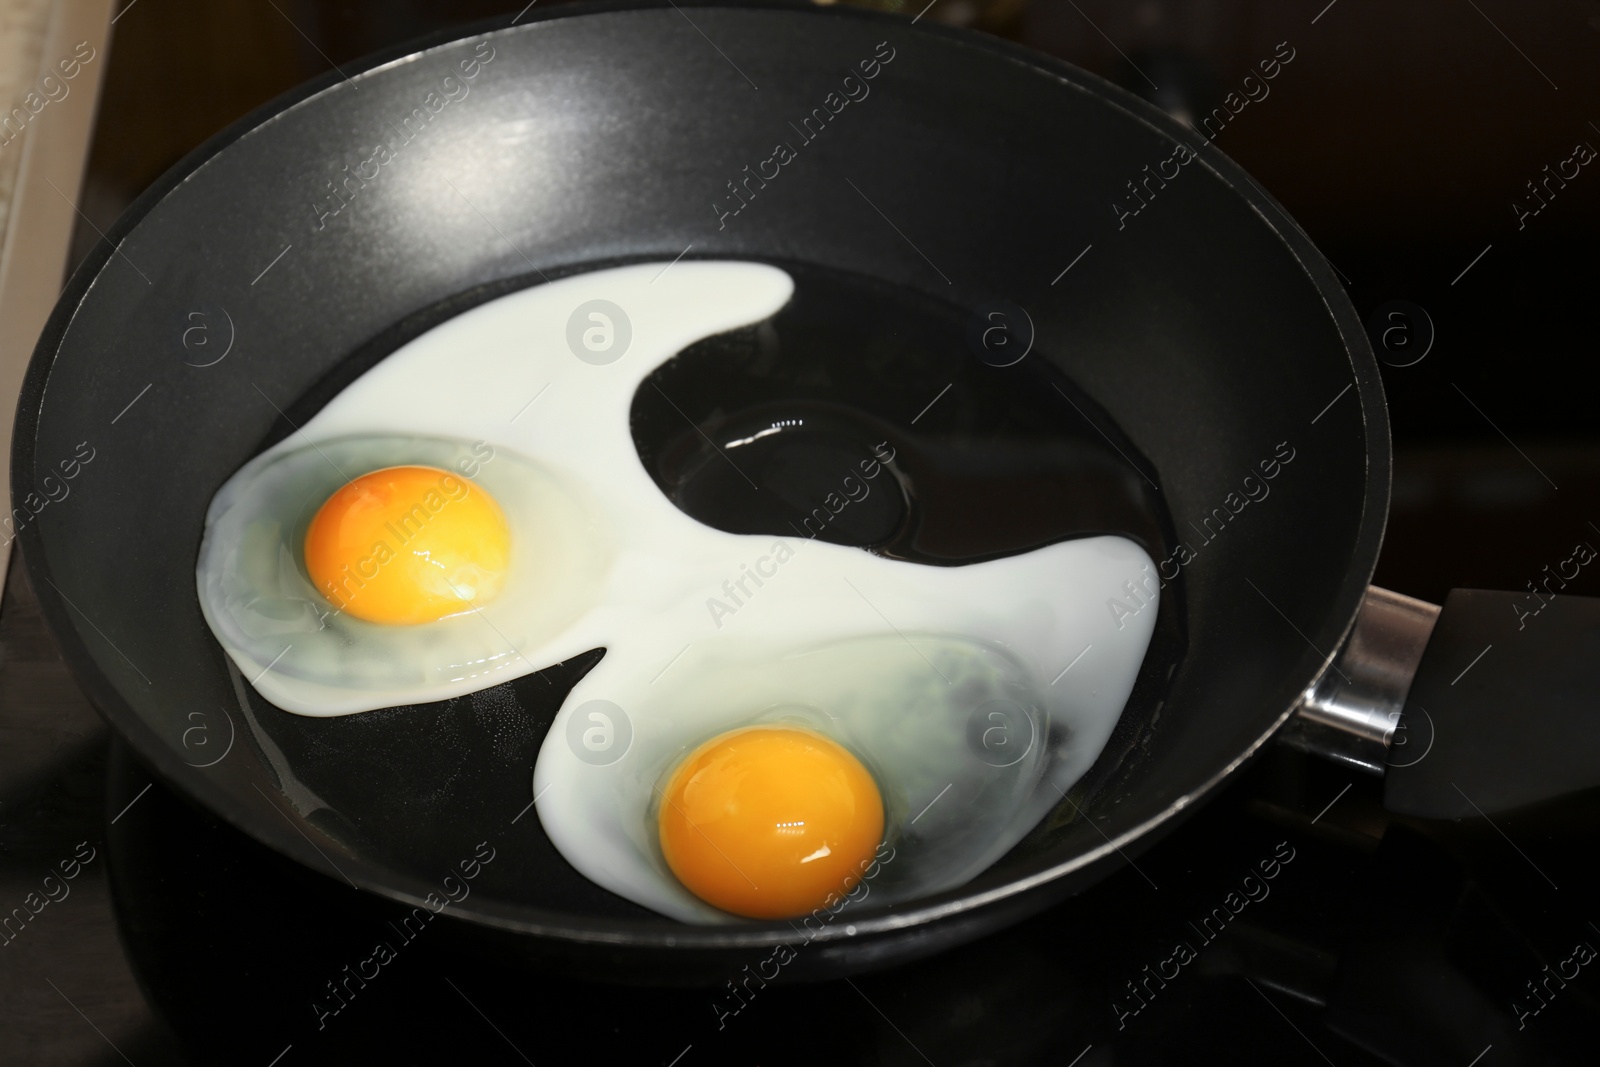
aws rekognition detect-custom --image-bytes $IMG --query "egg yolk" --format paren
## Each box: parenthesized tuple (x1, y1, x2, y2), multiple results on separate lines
(657, 726, 885, 919)
(303, 465, 510, 626)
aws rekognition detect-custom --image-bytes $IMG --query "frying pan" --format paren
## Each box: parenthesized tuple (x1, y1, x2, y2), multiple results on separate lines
(14, 0, 1599, 983)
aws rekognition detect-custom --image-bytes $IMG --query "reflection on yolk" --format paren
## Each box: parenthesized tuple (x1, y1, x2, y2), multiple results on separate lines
(304, 465, 510, 626)
(658, 726, 885, 919)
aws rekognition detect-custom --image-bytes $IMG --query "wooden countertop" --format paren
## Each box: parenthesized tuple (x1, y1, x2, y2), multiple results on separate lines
(0, 0, 114, 593)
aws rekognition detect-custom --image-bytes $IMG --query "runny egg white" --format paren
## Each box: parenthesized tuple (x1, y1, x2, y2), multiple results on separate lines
(198, 435, 610, 713)
(194, 261, 1160, 924)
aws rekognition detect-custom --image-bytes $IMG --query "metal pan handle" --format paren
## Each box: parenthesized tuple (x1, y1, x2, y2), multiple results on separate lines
(1281, 585, 1600, 819)
(1279, 586, 1439, 774)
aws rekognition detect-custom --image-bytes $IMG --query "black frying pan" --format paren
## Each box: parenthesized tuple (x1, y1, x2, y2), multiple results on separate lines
(14, 0, 1596, 983)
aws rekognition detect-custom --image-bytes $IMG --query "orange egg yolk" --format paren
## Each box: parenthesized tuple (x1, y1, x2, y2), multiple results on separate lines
(658, 726, 885, 919)
(303, 465, 510, 626)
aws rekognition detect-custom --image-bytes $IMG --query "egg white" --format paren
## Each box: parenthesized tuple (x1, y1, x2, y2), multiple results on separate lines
(195, 261, 1160, 923)
(197, 435, 610, 714)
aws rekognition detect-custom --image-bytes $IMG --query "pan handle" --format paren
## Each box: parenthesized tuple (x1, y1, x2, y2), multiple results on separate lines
(1381, 589, 1600, 819)
(1282, 586, 1600, 819)
(1278, 586, 1439, 774)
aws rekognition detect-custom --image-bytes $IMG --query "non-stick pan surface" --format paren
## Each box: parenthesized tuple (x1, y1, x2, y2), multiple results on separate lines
(13, 1, 1387, 978)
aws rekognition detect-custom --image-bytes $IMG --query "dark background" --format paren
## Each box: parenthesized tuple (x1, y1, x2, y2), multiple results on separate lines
(4, 1, 1598, 1063)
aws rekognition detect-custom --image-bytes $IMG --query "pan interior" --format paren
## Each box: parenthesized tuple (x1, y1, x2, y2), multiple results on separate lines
(201, 254, 1187, 925)
(15, 4, 1382, 944)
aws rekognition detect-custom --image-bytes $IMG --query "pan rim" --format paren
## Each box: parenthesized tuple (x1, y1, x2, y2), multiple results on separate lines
(13, 0, 1390, 951)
